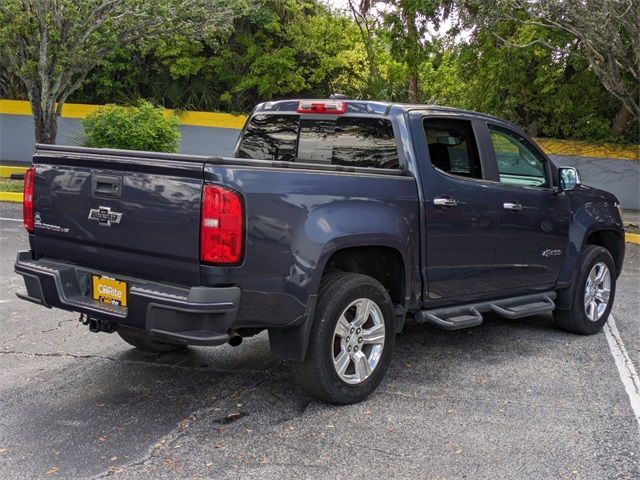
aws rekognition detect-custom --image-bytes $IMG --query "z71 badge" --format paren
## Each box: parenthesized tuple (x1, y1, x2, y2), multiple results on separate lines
(88, 206, 123, 226)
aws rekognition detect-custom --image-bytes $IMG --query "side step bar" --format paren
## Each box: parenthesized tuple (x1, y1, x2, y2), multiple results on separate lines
(415, 292, 557, 331)
(489, 295, 555, 319)
(415, 307, 484, 331)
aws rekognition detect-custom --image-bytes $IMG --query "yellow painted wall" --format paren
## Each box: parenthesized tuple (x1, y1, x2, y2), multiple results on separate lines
(535, 138, 638, 162)
(0, 99, 247, 130)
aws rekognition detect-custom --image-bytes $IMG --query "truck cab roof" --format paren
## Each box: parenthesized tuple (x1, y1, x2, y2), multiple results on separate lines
(255, 98, 510, 125)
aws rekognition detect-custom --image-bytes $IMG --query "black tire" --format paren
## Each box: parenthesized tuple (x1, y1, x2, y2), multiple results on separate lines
(117, 329, 186, 353)
(554, 245, 616, 335)
(291, 272, 396, 404)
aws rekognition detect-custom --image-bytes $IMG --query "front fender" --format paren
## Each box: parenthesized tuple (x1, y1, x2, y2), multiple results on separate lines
(556, 188, 623, 308)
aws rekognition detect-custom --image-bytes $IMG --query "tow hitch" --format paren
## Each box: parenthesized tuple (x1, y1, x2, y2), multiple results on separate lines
(79, 313, 117, 333)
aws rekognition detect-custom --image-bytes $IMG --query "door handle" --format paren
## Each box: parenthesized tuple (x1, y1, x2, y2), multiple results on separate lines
(433, 197, 458, 207)
(503, 201, 523, 211)
(92, 175, 122, 199)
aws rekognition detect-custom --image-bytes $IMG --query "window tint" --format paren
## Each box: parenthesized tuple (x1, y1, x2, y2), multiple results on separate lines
(423, 119, 482, 179)
(298, 117, 399, 168)
(488, 125, 548, 187)
(236, 114, 399, 169)
(236, 114, 298, 161)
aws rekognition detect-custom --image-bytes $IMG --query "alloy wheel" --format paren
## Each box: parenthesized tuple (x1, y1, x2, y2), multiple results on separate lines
(332, 298, 386, 384)
(583, 262, 611, 322)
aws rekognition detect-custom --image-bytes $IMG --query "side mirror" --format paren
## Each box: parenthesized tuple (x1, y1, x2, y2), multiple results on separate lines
(559, 167, 580, 191)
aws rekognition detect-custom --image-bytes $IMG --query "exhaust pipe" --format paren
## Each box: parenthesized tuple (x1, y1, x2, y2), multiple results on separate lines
(228, 332, 242, 347)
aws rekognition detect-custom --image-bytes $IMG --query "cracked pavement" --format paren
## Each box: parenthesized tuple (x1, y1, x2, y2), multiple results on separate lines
(1, 202, 639, 480)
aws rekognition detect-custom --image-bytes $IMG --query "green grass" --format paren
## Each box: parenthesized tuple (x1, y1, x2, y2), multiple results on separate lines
(0, 179, 24, 193)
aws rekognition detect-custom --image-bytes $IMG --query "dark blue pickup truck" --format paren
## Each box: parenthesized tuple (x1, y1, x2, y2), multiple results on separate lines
(16, 99, 625, 403)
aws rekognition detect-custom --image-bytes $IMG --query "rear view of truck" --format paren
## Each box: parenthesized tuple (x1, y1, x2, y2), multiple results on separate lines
(17, 147, 244, 348)
(15, 99, 420, 404)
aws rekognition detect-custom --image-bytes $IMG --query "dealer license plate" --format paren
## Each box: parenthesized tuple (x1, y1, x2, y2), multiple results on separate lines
(92, 275, 127, 307)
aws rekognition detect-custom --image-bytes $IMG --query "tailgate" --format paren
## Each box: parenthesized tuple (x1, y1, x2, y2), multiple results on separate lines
(31, 147, 205, 285)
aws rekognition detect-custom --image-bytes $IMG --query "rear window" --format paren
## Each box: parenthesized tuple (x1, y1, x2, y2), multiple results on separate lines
(236, 114, 400, 169)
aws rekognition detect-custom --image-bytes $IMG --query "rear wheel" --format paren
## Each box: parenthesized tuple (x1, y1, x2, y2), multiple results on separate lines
(291, 272, 396, 404)
(117, 329, 186, 353)
(554, 245, 616, 335)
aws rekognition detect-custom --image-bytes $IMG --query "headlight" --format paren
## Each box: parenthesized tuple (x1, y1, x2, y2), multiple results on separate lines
(615, 202, 624, 220)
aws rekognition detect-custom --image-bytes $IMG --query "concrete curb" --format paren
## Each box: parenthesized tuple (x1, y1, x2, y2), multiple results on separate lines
(626, 233, 640, 245)
(0, 166, 28, 178)
(0, 192, 22, 202)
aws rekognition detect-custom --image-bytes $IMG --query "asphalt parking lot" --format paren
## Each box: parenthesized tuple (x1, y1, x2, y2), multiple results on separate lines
(1, 201, 638, 480)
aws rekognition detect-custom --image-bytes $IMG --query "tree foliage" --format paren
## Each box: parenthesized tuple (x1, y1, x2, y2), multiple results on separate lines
(378, 0, 454, 102)
(1, 0, 636, 144)
(500, 0, 639, 134)
(73, 0, 369, 112)
(0, 0, 246, 143)
(423, 19, 623, 140)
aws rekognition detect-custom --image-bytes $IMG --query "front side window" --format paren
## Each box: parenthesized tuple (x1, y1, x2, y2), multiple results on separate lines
(423, 119, 482, 179)
(488, 125, 549, 187)
(236, 114, 399, 169)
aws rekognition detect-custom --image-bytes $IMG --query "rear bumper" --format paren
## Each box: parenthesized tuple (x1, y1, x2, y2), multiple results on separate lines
(14, 251, 240, 346)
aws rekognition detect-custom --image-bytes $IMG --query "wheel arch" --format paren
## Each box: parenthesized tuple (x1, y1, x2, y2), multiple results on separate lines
(319, 244, 407, 307)
(556, 224, 624, 310)
(584, 229, 624, 278)
(269, 241, 410, 362)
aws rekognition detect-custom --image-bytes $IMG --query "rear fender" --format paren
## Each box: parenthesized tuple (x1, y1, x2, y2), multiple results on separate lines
(269, 202, 417, 362)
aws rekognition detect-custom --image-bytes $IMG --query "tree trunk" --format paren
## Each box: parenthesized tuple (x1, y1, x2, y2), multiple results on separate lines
(28, 90, 58, 144)
(408, 74, 419, 103)
(405, 8, 419, 103)
(611, 105, 632, 137)
(348, 1, 379, 84)
(365, 42, 379, 83)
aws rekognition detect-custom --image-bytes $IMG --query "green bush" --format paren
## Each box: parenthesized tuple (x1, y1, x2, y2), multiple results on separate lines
(82, 101, 181, 153)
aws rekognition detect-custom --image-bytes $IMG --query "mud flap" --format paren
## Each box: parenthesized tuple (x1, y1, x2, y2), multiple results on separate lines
(268, 295, 318, 362)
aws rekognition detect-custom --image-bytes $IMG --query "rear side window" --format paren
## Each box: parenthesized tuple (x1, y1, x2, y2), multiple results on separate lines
(423, 119, 482, 179)
(236, 114, 399, 169)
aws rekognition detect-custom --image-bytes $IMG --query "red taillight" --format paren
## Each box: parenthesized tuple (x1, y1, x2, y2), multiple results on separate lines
(200, 184, 244, 265)
(23, 167, 35, 233)
(297, 101, 346, 114)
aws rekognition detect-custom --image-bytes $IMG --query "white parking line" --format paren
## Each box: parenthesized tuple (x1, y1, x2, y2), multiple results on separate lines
(605, 315, 640, 429)
(0, 217, 21, 222)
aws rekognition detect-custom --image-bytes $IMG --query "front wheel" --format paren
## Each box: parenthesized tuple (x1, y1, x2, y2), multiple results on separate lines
(291, 272, 396, 404)
(554, 245, 616, 335)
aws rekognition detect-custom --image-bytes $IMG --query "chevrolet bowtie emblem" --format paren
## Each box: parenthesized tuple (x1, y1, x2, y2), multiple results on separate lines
(88, 206, 123, 227)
